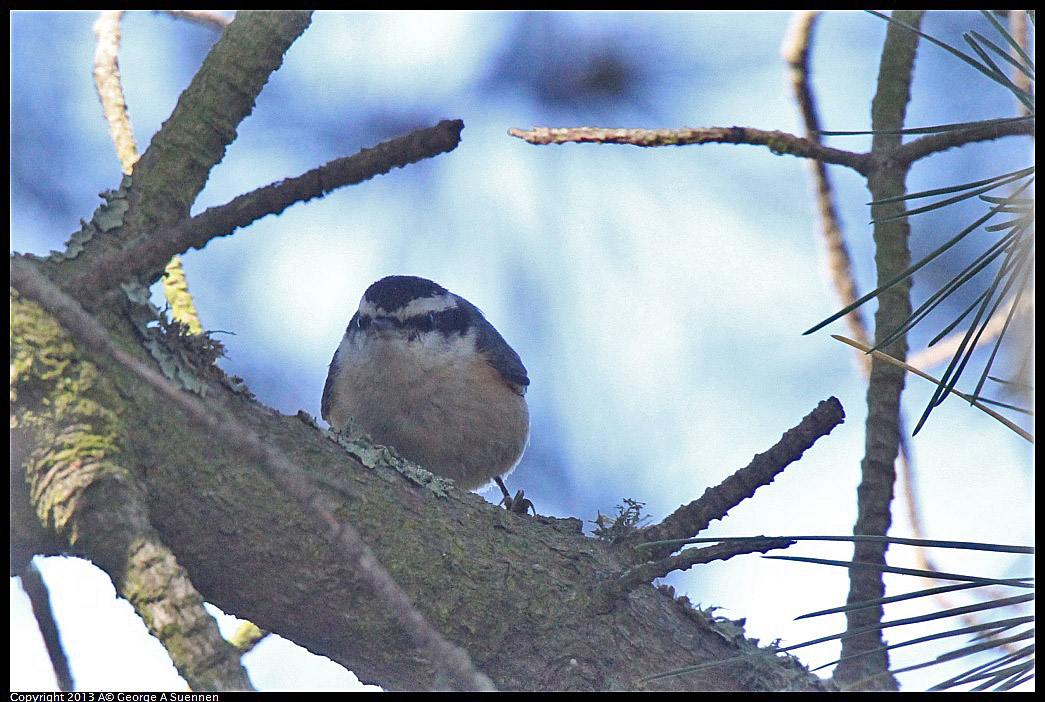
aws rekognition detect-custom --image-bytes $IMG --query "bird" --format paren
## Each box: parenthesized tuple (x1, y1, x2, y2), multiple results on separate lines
(322, 275, 531, 512)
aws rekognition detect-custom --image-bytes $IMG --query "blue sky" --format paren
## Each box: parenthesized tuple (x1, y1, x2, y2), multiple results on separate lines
(11, 10, 1033, 692)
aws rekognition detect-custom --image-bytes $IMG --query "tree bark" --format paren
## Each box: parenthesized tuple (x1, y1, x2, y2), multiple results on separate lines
(11, 281, 833, 692)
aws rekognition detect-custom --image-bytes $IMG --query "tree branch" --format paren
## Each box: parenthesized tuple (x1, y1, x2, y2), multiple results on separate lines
(621, 397, 845, 561)
(835, 10, 924, 692)
(13, 266, 256, 690)
(594, 538, 796, 612)
(508, 125, 872, 175)
(19, 563, 74, 691)
(92, 11, 139, 175)
(893, 117, 1034, 168)
(782, 11, 873, 359)
(65, 119, 465, 304)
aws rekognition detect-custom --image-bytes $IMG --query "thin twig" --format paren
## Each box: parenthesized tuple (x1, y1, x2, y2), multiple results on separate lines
(156, 10, 233, 30)
(92, 11, 139, 174)
(593, 538, 795, 612)
(1007, 11, 1033, 118)
(11, 257, 496, 692)
(782, 11, 874, 360)
(894, 118, 1035, 167)
(509, 119, 1034, 176)
(20, 562, 74, 691)
(508, 125, 872, 175)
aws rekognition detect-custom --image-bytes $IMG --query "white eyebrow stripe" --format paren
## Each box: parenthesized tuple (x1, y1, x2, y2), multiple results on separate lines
(360, 294, 457, 319)
(358, 300, 381, 318)
(401, 295, 457, 317)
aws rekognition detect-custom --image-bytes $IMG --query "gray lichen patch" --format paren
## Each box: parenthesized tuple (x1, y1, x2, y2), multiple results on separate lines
(325, 428, 454, 497)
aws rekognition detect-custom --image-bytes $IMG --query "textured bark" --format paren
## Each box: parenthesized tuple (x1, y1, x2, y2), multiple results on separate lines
(11, 288, 253, 690)
(10, 285, 833, 692)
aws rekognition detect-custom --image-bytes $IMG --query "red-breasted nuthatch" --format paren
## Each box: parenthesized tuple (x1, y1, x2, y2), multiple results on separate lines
(322, 276, 530, 507)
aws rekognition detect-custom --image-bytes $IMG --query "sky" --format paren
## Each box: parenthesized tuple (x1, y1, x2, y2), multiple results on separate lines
(10, 10, 1034, 692)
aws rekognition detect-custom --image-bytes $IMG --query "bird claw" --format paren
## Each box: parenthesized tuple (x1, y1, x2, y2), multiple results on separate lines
(500, 489, 535, 516)
(495, 476, 535, 515)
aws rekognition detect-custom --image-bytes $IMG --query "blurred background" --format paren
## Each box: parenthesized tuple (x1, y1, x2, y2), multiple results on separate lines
(10, 10, 1033, 692)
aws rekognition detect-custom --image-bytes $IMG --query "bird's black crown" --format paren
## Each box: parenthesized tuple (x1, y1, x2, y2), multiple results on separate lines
(364, 275, 448, 313)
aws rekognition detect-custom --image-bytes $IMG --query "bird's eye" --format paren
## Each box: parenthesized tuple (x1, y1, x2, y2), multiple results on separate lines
(356, 316, 371, 330)
(423, 311, 436, 331)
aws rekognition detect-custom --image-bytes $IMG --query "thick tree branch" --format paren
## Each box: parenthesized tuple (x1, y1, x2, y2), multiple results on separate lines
(13, 270, 254, 691)
(126, 11, 312, 233)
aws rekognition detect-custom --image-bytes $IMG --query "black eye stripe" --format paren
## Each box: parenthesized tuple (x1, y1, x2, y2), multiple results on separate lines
(354, 307, 469, 336)
(402, 307, 468, 335)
